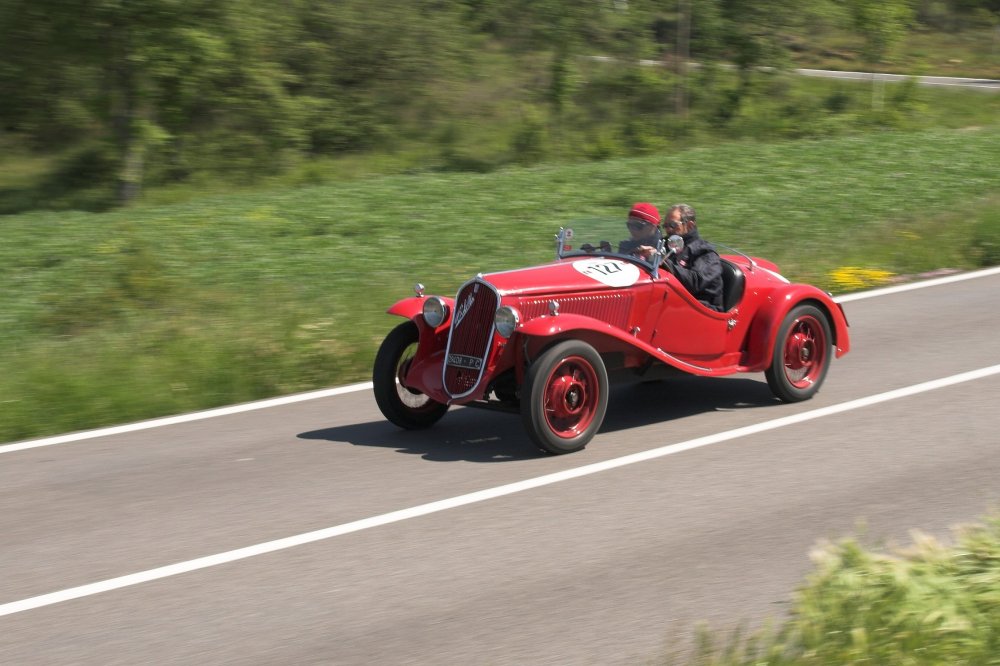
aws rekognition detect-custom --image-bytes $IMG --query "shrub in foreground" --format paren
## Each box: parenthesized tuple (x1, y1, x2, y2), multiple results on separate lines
(687, 514, 1000, 664)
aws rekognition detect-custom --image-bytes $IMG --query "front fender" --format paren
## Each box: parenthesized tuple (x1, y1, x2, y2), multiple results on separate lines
(387, 296, 457, 323)
(385, 296, 455, 379)
(744, 285, 850, 371)
(517, 313, 638, 345)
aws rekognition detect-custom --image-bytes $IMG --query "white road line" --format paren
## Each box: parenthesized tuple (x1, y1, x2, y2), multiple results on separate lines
(836, 265, 1000, 303)
(0, 382, 373, 453)
(3, 362, 1000, 617)
(3, 265, 998, 454)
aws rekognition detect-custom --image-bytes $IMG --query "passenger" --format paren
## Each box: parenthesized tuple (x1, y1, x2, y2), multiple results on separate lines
(659, 204, 724, 311)
(617, 202, 661, 256)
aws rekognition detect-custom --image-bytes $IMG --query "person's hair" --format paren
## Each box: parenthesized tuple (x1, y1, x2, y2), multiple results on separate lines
(669, 204, 696, 226)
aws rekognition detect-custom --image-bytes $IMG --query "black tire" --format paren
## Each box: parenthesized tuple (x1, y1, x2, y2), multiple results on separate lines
(373, 321, 448, 429)
(765, 304, 833, 403)
(521, 340, 609, 455)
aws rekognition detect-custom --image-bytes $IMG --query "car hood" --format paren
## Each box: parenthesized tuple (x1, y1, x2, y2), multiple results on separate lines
(481, 257, 653, 298)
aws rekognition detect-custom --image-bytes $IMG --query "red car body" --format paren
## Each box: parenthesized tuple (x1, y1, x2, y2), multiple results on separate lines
(373, 229, 849, 454)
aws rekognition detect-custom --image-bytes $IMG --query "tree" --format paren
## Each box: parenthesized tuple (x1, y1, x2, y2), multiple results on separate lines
(0, 0, 306, 203)
(651, 0, 818, 122)
(843, 0, 916, 108)
(280, 0, 467, 154)
(0, 0, 469, 205)
(457, 0, 644, 111)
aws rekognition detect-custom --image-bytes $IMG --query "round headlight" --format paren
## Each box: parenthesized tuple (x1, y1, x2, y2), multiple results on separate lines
(494, 306, 520, 339)
(422, 296, 449, 328)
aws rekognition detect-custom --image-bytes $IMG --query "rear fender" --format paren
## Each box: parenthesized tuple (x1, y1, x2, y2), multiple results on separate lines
(744, 286, 850, 371)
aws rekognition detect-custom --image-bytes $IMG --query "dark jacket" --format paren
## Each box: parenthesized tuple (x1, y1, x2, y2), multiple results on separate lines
(664, 229, 724, 311)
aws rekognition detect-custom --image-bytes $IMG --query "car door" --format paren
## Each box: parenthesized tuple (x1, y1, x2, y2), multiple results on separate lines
(649, 275, 732, 361)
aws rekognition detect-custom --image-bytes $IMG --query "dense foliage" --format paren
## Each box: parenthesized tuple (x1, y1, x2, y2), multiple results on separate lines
(2, 0, 998, 207)
(0, 0, 471, 203)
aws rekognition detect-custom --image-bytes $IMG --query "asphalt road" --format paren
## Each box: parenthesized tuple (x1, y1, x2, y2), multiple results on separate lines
(3, 268, 1000, 665)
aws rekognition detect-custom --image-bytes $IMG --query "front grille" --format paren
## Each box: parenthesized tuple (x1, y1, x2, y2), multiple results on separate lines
(444, 280, 499, 398)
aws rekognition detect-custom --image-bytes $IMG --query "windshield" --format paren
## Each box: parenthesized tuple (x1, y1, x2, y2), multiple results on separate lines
(554, 217, 667, 273)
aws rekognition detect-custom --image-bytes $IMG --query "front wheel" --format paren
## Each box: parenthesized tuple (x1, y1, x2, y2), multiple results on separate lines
(373, 321, 448, 429)
(765, 304, 832, 403)
(521, 340, 608, 455)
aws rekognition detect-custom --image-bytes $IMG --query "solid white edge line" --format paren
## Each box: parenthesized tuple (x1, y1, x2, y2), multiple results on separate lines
(835, 265, 1000, 303)
(3, 362, 1000, 617)
(0, 382, 373, 453)
(3, 265, 999, 453)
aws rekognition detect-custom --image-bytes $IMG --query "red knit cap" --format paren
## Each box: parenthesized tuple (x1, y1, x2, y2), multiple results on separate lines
(628, 202, 660, 226)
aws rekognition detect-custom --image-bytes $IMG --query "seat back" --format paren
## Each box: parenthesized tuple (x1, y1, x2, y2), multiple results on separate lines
(720, 259, 745, 312)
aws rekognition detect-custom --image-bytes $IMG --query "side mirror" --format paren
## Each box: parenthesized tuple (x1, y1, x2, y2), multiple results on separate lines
(667, 234, 684, 255)
(651, 235, 684, 279)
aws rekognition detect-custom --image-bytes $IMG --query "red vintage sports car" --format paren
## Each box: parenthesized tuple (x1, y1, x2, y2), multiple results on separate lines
(373, 222, 850, 455)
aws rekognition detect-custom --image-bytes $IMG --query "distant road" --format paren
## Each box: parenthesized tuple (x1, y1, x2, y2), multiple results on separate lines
(607, 56, 1000, 92)
(794, 68, 1000, 91)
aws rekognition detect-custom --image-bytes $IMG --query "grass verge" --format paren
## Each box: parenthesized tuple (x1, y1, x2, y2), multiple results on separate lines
(2, 127, 999, 443)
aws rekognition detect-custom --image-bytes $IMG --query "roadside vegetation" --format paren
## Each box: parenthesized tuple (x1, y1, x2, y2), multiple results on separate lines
(2, 126, 998, 444)
(673, 513, 1000, 664)
(2, 5, 999, 440)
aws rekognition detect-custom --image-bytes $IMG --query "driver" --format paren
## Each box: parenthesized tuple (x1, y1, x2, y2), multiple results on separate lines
(659, 204, 724, 312)
(633, 203, 724, 311)
(617, 202, 661, 255)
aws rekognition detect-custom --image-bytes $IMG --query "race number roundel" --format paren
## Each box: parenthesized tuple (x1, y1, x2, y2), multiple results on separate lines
(572, 259, 641, 287)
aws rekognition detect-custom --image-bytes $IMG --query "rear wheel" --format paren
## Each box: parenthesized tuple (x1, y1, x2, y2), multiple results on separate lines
(765, 304, 832, 402)
(373, 321, 448, 428)
(521, 340, 608, 455)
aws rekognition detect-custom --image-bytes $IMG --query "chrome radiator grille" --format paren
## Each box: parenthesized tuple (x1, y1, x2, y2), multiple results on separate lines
(444, 280, 499, 398)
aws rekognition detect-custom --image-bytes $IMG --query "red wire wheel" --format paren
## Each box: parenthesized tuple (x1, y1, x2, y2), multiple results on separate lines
(522, 340, 608, 454)
(766, 304, 833, 402)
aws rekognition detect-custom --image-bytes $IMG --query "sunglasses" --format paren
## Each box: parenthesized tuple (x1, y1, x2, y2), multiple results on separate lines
(663, 220, 683, 230)
(627, 220, 650, 231)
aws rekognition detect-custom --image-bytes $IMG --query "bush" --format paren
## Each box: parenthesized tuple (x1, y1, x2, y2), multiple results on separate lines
(432, 122, 505, 172)
(790, 521, 1000, 663)
(969, 210, 1000, 267)
(509, 113, 548, 165)
(26, 143, 120, 212)
(686, 515, 1000, 664)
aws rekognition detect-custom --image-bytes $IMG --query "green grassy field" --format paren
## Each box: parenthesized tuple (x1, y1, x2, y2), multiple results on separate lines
(2, 126, 999, 444)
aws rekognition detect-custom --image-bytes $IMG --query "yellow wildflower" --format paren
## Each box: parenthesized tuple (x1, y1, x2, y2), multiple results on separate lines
(829, 266, 895, 291)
